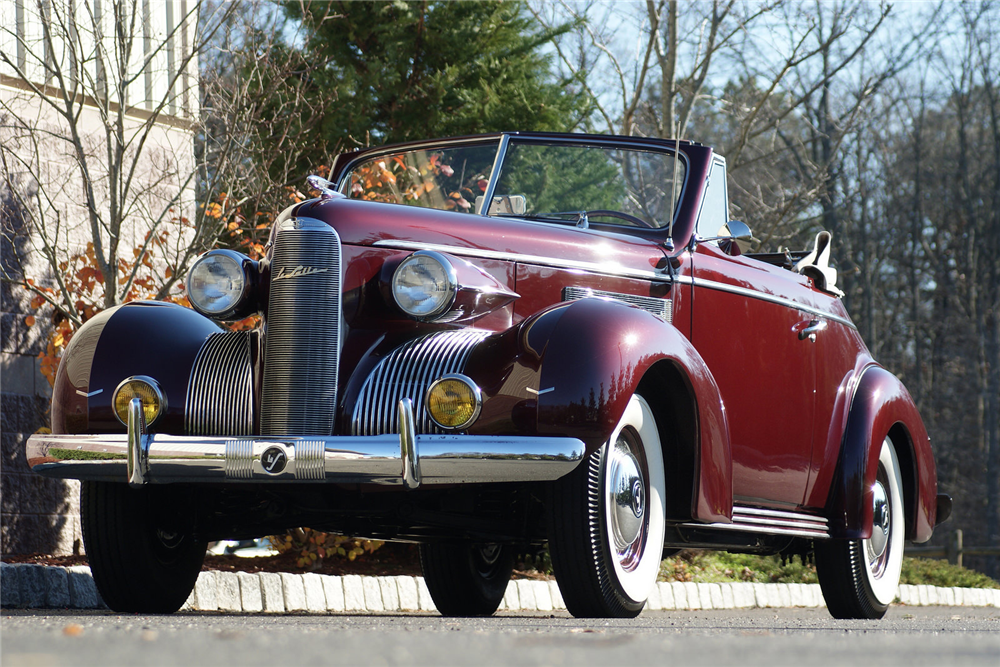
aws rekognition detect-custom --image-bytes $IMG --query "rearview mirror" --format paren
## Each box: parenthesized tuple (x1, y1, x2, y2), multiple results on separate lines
(475, 195, 527, 216)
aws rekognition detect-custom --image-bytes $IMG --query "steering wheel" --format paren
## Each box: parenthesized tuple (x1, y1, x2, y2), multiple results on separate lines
(586, 210, 657, 229)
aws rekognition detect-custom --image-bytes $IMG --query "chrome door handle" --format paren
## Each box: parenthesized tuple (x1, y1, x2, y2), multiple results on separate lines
(798, 319, 827, 342)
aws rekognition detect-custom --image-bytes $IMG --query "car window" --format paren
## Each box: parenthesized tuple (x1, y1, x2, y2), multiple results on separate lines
(491, 142, 684, 229)
(697, 159, 729, 239)
(342, 143, 499, 214)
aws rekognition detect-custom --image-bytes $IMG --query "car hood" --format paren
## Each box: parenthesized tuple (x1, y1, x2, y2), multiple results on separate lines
(294, 198, 669, 275)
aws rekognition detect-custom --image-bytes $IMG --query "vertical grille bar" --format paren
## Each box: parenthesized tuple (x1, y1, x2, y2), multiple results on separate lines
(261, 217, 342, 436)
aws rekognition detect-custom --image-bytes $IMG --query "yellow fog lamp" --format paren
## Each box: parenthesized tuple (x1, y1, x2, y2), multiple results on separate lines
(112, 376, 166, 427)
(425, 374, 482, 430)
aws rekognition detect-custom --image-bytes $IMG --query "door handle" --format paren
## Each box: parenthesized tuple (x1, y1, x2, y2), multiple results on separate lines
(798, 319, 827, 342)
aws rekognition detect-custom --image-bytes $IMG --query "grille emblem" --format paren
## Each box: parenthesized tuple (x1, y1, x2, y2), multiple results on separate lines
(261, 446, 288, 474)
(273, 265, 330, 281)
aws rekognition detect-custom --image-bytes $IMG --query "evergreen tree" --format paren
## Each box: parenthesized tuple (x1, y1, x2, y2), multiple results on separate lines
(276, 0, 586, 162)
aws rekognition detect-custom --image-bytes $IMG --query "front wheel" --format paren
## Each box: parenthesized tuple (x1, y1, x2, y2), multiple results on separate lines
(81, 481, 206, 613)
(419, 542, 515, 616)
(547, 394, 666, 618)
(816, 437, 905, 619)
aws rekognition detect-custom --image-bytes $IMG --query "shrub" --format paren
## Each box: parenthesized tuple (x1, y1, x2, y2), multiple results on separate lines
(269, 528, 384, 570)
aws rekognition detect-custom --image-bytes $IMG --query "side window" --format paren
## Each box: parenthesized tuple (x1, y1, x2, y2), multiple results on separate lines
(696, 159, 729, 240)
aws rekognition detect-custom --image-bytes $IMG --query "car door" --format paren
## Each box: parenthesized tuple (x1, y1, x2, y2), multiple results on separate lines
(689, 158, 817, 508)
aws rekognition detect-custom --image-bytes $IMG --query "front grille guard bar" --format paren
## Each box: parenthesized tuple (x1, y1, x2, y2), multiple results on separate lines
(26, 400, 584, 489)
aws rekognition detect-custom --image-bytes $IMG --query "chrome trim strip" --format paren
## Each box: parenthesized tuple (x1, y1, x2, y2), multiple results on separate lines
(681, 522, 829, 539)
(690, 277, 856, 329)
(373, 240, 857, 327)
(372, 239, 672, 283)
(26, 432, 585, 486)
(735, 506, 828, 525)
(680, 504, 831, 539)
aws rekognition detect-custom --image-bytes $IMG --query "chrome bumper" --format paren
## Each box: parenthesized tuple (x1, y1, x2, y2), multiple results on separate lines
(25, 399, 584, 489)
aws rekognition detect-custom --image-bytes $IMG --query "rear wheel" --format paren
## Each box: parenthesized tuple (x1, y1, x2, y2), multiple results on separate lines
(816, 437, 905, 619)
(419, 542, 515, 616)
(547, 394, 666, 618)
(81, 481, 206, 613)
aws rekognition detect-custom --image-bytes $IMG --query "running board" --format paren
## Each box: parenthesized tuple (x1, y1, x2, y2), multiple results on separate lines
(680, 505, 830, 540)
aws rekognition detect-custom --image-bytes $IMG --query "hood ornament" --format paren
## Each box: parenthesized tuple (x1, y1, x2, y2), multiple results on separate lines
(306, 175, 345, 201)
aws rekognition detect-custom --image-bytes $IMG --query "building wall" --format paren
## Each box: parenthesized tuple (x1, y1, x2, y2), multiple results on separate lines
(1, 0, 198, 555)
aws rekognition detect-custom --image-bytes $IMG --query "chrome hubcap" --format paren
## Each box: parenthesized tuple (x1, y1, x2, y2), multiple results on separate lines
(606, 431, 646, 569)
(866, 478, 891, 574)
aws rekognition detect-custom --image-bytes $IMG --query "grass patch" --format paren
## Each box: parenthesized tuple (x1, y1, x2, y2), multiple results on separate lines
(657, 550, 1000, 588)
(900, 557, 1000, 589)
(658, 551, 817, 584)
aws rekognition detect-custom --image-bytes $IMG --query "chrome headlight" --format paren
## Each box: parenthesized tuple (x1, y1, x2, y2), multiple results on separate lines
(391, 251, 457, 320)
(188, 250, 256, 319)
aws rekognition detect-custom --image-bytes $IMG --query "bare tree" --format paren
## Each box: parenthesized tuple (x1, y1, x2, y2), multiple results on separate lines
(529, 0, 914, 245)
(0, 0, 244, 326)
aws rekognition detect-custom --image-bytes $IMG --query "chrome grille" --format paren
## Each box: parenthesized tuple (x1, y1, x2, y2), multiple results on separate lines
(185, 331, 253, 436)
(261, 217, 342, 436)
(563, 286, 672, 322)
(352, 330, 490, 436)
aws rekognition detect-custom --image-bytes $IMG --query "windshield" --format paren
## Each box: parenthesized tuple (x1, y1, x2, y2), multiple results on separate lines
(491, 141, 684, 229)
(341, 143, 499, 213)
(338, 137, 685, 229)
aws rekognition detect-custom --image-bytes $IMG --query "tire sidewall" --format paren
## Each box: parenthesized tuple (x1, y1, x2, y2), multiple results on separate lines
(599, 395, 666, 604)
(864, 437, 905, 606)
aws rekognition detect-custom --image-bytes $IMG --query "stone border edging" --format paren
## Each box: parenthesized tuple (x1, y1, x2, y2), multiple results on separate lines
(3, 563, 998, 612)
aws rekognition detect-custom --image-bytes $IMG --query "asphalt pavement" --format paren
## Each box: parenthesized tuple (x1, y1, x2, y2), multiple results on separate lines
(2, 606, 998, 666)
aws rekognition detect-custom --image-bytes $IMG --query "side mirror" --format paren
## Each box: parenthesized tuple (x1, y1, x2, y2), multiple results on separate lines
(721, 220, 757, 255)
(699, 220, 759, 255)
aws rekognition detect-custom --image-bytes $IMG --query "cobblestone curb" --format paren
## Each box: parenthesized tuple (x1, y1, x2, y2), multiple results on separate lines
(3, 562, 998, 612)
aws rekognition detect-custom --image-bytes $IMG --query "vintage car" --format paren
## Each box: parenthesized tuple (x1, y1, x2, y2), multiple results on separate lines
(26, 132, 950, 619)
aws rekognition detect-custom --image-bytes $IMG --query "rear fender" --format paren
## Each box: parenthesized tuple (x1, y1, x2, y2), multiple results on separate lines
(827, 365, 937, 542)
(528, 298, 732, 523)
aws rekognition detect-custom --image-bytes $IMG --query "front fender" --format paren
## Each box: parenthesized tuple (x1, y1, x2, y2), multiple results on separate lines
(827, 364, 937, 542)
(526, 298, 733, 523)
(52, 301, 224, 435)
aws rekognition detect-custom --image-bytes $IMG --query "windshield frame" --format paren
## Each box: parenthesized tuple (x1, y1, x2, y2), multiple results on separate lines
(332, 132, 692, 236)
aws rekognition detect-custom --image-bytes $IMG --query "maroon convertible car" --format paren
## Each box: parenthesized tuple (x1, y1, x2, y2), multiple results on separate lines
(26, 132, 949, 619)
